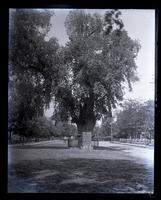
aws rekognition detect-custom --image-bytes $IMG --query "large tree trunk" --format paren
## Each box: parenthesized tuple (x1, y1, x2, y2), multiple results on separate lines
(76, 117, 96, 147)
(76, 96, 96, 147)
(72, 93, 96, 148)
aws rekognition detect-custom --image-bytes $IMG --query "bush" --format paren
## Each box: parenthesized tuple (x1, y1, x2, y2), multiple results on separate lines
(54, 121, 77, 138)
(26, 116, 55, 138)
(9, 115, 77, 143)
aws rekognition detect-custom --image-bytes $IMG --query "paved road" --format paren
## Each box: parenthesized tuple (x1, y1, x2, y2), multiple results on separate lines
(98, 141, 154, 167)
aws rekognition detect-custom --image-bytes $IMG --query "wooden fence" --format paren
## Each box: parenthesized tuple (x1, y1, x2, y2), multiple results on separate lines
(113, 138, 154, 146)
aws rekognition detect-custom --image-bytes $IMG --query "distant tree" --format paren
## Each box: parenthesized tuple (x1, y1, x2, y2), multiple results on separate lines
(143, 100, 154, 140)
(93, 126, 101, 138)
(52, 9, 141, 145)
(53, 121, 77, 138)
(114, 99, 154, 139)
(26, 116, 55, 139)
(100, 115, 113, 138)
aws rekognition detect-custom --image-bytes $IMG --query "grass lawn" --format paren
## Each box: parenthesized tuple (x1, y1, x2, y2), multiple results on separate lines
(8, 158, 153, 193)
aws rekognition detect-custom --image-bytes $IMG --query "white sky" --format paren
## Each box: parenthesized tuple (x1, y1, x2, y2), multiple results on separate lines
(45, 9, 155, 118)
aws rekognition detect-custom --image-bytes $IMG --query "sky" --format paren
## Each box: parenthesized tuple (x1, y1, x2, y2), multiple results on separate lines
(45, 9, 155, 118)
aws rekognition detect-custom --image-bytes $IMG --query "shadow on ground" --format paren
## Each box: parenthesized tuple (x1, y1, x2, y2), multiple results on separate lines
(94, 146, 127, 151)
(8, 158, 153, 193)
(13, 145, 126, 151)
(13, 145, 69, 150)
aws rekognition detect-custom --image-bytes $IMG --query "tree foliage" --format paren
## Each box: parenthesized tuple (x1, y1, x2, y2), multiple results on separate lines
(8, 9, 59, 137)
(25, 117, 53, 138)
(9, 9, 60, 108)
(53, 9, 141, 136)
(113, 99, 154, 139)
(53, 121, 77, 138)
(9, 9, 142, 142)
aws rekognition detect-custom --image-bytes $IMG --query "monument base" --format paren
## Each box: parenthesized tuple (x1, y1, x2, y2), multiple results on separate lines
(81, 132, 93, 150)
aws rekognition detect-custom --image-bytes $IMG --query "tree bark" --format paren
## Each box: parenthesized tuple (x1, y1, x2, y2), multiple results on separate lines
(73, 93, 96, 147)
(76, 116, 96, 147)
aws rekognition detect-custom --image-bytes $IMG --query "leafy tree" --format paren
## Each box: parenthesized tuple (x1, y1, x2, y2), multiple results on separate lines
(92, 116, 112, 140)
(26, 116, 55, 139)
(54, 122, 77, 138)
(113, 99, 154, 139)
(143, 100, 154, 139)
(114, 100, 144, 138)
(9, 9, 60, 108)
(8, 9, 59, 138)
(8, 9, 142, 146)
(52, 9, 141, 145)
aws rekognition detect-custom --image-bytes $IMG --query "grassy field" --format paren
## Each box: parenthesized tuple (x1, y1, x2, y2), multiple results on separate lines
(8, 143, 153, 193)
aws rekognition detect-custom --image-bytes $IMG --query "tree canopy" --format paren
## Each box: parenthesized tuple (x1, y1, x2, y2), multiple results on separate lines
(9, 9, 60, 109)
(9, 9, 142, 145)
(113, 99, 154, 139)
(52, 9, 141, 138)
(8, 9, 60, 137)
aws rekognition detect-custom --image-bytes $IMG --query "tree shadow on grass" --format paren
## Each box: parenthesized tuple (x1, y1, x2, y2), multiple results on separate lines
(94, 146, 127, 151)
(13, 145, 69, 150)
(8, 158, 153, 193)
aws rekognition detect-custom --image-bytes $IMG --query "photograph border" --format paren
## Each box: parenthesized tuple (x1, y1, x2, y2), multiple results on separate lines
(0, 0, 160, 199)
